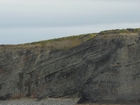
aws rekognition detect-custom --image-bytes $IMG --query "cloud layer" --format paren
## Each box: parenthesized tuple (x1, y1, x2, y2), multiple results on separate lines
(0, 0, 140, 44)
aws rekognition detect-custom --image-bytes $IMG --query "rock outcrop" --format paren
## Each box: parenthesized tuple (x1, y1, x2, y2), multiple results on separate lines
(0, 28, 140, 104)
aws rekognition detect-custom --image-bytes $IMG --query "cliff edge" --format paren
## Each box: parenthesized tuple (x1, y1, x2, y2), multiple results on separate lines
(0, 28, 140, 104)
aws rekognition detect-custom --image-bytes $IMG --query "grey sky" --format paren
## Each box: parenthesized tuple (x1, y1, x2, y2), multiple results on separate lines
(0, 0, 140, 44)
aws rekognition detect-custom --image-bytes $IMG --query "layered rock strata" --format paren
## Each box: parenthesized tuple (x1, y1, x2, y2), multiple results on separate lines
(0, 29, 140, 104)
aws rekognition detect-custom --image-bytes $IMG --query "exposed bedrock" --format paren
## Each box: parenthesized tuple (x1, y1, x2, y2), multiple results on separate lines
(0, 29, 140, 104)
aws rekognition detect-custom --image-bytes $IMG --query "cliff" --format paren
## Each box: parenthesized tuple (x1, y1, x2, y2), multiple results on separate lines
(0, 28, 140, 104)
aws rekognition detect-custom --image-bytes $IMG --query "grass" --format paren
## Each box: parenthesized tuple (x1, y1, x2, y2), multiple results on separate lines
(0, 33, 96, 51)
(1, 28, 140, 50)
(99, 28, 140, 34)
(27, 33, 97, 49)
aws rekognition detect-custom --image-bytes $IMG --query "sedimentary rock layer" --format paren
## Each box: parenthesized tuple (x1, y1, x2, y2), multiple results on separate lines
(0, 29, 140, 104)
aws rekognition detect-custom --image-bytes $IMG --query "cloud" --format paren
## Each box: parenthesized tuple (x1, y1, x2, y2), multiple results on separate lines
(0, 23, 140, 44)
(0, 0, 140, 28)
(0, 0, 140, 44)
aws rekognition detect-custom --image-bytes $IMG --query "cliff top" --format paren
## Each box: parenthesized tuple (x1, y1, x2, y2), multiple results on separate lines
(0, 28, 140, 50)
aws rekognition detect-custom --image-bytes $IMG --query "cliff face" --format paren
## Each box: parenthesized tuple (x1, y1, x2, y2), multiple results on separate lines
(0, 29, 140, 104)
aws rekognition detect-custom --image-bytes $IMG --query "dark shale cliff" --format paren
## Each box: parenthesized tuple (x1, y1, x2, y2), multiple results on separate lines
(0, 28, 140, 104)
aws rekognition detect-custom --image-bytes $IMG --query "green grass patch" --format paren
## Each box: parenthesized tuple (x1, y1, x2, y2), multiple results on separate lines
(28, 33, 97, 49)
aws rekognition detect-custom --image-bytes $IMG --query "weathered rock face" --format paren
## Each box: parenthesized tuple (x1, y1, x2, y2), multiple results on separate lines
(0, 29, 140, 104)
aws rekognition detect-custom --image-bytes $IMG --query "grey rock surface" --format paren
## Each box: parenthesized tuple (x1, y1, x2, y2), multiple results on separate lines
(0, 28, 140, 104)
(0, 98, 78, 105)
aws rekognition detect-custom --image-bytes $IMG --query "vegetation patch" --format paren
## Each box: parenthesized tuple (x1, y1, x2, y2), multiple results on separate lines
(27, 33, 97, 50)
(99, 28, 140, 34)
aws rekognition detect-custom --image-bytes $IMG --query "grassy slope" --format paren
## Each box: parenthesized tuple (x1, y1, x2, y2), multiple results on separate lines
(24, 33, 97, 50)
(1, 28, 140, 50)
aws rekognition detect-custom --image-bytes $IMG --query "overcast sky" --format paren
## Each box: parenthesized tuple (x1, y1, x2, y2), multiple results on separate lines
(0, 0, 140, 44)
